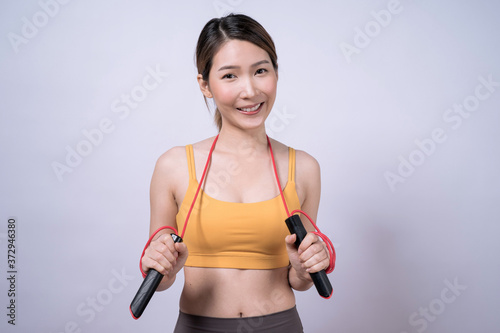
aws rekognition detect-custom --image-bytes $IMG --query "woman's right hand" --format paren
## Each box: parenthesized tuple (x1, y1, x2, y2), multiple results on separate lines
(141, 232, 189, 280)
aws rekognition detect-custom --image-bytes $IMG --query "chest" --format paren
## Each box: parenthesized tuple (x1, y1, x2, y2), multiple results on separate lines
(199, 152, 288, 204)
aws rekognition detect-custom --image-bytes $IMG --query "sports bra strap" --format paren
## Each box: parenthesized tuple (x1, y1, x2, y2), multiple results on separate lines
(288, 147, 296, 182)
(185, 145, 196, 181)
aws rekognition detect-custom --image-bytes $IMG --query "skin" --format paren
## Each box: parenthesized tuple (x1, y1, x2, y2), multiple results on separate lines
(141, 39, 330, 318)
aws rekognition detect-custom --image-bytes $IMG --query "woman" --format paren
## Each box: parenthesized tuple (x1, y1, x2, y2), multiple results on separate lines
(140, 14, 332, 332)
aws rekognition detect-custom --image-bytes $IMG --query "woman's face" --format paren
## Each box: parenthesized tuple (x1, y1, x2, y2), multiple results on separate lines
(200, 39, 278, 132)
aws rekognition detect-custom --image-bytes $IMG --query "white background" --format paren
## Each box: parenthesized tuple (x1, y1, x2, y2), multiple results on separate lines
(1, 0, 499, 332)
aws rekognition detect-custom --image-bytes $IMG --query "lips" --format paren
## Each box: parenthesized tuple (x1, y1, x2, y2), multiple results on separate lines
(236, 102, 263, 114)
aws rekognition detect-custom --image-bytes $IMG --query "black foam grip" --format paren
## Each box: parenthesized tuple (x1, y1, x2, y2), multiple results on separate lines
(285, 214, 333, 298)
(130, 233, 183, 319)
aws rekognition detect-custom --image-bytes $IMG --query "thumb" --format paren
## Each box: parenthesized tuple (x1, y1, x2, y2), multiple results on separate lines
(175, 242, 189, 258)
(285, 234, 297, 247)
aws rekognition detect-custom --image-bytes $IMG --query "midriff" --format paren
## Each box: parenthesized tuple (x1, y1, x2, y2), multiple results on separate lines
(179, 266, 296, 318)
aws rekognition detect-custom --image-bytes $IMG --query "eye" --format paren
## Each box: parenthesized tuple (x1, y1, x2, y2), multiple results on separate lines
(255, 68, 268, 75)
(222, 73, 236, 79)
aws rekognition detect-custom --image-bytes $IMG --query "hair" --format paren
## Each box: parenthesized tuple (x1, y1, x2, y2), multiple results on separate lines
(195, 14, 278, 131)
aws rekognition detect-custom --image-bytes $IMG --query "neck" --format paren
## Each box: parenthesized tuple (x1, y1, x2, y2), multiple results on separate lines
(216, 125, 269, 154)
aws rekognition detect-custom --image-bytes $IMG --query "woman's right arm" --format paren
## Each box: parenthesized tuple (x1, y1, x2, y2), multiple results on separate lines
(140, 147, 189, 292)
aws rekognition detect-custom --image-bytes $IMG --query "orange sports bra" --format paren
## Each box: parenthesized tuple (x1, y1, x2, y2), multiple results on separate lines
(175, 144, 301, 269)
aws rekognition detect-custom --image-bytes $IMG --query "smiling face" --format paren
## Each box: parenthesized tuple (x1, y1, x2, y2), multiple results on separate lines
(197, 39, 278, 133)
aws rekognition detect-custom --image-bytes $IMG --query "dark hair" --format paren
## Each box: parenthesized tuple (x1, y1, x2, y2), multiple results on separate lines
(195, 14, 278, 131)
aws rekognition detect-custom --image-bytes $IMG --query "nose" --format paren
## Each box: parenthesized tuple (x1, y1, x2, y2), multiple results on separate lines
(239, 77, 257, 99)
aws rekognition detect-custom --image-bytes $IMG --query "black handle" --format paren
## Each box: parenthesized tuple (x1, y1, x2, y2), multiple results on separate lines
(130, 233, 183, 319)
(285, 214, 333, 299)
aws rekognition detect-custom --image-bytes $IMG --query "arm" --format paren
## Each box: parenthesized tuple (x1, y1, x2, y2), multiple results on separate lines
(140, 147, 189, 292)
(286, 151, 330, 291)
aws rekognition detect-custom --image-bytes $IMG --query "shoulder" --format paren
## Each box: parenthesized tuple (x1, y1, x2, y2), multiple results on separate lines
(152, 145, 191, 191)
(268, 138, 320, 173)
(295, 149, 321, 177)
(292, 148, 321, 206)
(191, 136, 218, 153)
(153, 136, 216, 180)
(154, 136, 216, 174)
(151, 146, 191, 202)
(155, 146, 187, 172)
(291, 149, 321, 217)
(156, 134, 215, 164)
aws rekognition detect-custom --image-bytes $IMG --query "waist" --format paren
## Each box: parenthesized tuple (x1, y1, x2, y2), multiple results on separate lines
(180, 266, 295, 318)
(174, 306, 303, 333)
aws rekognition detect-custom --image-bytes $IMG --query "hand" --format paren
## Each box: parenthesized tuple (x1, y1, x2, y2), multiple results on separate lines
(141, 233, 188, 278)
(285, 232, 329, 278)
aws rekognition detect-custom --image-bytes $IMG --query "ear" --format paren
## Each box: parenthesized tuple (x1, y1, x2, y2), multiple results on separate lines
(197, 74, 213, 99)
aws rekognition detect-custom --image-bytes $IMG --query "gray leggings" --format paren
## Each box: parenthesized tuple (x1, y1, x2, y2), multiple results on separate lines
(173, 306, 303, 333)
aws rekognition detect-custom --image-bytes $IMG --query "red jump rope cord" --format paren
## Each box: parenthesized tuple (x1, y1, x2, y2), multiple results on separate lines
(140, 134, 335, 277)
(267, 136, 336, 274)
(179, 134, 219, 239)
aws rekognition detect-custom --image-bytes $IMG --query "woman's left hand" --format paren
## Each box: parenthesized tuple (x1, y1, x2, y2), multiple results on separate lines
(285, 232, 330, 279)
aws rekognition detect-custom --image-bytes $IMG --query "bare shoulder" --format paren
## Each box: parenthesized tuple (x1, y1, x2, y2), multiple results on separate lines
(294, 148, 321, 208)
(286, 149, 321, 230)
(191, 136, 218, 154)
(157, 135, 216, 165)
(149, 146, 189, 232)
(295, 149, 321, 176)
(154, 136, 216, 180)
(155, 146, 187, 174)
(267, 138, 320, 173)
(151, 146, 189, 193)
(150, 146, 191, 209)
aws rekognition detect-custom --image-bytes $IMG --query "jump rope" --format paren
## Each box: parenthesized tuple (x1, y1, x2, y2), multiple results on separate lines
(130, 135, 336, 319)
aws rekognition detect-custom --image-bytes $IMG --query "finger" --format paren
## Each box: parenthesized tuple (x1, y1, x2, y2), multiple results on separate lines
(301, 248, 329, 272)
(157, 233, 177, 250)
(285, 235, 300, 259)
(154, 235, 179, 258)
(297, 232, 319, 255)
(174, 242, 189, 260)
(141, 253, 174, 276)
(301, 249, 328, 268)
(285, 234, 296, 245)
(174, 241, 187, 252)
(304, 259, 330, 273)
(150, 240, 176, 258)
(145, 242, 179, 274)
(299, 242, 328, 264)
(153, 246, 178, 272)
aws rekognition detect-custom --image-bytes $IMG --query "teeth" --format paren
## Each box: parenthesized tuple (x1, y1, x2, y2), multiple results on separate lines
(238, 103, 261, 112)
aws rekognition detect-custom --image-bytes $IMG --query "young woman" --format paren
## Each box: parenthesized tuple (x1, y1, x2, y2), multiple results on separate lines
(140, 14, 333, 332)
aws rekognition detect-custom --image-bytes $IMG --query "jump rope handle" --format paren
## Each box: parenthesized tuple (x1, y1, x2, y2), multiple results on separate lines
(285, 214, 333, 299)
(130, 233, 183, 319)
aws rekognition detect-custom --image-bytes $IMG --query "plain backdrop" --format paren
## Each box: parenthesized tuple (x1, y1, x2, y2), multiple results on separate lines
(1, 0, 499, 332)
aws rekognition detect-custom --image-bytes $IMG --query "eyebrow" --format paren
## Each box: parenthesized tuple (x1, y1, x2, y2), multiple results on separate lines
(217, 60, 270, 71)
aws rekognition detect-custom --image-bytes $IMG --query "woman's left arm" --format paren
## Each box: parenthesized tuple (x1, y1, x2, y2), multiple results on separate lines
(286, 151, 330, 291)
